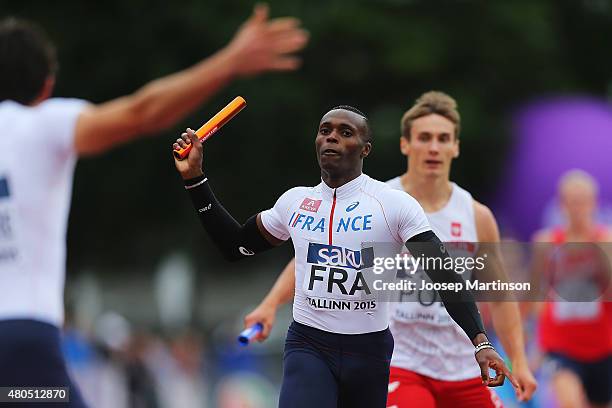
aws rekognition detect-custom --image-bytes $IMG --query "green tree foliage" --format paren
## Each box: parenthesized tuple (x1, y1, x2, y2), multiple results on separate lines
(3, 0, 611, 270)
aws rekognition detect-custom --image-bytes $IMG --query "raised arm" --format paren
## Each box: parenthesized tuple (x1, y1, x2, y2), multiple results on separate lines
(74, 4, 308, 156)
(174, 128, 283, 261)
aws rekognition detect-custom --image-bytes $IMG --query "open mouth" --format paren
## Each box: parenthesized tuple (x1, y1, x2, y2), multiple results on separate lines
(322, 148, 340, 156)
(425, 160, 442, 166)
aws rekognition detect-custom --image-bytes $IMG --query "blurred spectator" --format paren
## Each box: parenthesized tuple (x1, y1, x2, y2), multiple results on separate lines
(147, 331, 208, 408)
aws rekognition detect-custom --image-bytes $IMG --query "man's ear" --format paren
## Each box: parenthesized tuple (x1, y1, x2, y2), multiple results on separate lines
(453, 138, 460, 158)
(400, 136, 410, 156)
(361, 142, 372, 158)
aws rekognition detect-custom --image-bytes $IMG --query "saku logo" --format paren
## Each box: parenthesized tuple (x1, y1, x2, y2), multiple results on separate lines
(307, 243, 374, 270)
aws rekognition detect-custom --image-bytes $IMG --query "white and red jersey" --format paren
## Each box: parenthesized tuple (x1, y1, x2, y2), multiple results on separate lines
(538, 227, 612, 361)
(261, 174, 430, 334)
(386, 177, 481, 381)
(0, 98, 87, 327)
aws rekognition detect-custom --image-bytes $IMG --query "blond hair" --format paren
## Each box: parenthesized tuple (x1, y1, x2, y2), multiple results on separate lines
(401, 91, 460, 139)
(558, 169, 599, 197)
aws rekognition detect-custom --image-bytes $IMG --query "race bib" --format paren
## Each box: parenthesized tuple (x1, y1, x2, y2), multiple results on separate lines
(552, 279, 602, 321)
(302, 243, 378, 311)
(552, 300, 601, 321)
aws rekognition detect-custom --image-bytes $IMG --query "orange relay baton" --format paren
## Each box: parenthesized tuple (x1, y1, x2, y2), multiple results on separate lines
(173, 96, 246, 160)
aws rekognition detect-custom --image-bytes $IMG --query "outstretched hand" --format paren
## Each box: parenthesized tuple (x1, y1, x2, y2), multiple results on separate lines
(475, 347, 519, 389)
(224, 4, 309, 76)
(173, 128, 204, 180)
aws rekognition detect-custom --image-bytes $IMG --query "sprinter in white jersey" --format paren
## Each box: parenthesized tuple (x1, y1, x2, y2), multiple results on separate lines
(384, 91, 536, 408)
(0, 12, 306, 406)
(243, 94, 535, 408)
(174, 105, 515, 407)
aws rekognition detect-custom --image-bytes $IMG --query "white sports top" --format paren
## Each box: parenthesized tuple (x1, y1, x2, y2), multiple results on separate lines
(0, 98, 87, 326)
(261, 173, 430, 334)
(386, 176, 481, 381)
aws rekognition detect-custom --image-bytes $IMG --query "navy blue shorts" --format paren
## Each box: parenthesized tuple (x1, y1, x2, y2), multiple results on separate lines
(279, 321, 394, 408)
(0, 319, 88, 407)
(545, 352, 612, 405)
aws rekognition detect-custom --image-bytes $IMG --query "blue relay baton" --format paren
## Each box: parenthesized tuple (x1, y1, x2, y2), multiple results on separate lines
(238, 322, 264, 346)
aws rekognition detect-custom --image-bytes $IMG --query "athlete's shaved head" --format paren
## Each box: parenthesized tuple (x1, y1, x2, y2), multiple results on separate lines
(0, 18, 57, 105)
(331, 105, 367, 118)
(327, 105, 372, 143)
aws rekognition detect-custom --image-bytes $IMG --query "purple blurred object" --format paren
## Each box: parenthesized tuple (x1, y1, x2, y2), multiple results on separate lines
(494, 97, 612, 240)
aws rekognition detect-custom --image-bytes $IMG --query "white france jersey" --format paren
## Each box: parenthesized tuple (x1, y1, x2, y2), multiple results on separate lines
(261, 174, 430, 334)
(386, 177, 481, 381)
(0, 98, 87, 326)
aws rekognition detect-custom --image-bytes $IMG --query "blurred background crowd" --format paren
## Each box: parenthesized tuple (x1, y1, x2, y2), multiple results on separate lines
(4, 0, 612, 406)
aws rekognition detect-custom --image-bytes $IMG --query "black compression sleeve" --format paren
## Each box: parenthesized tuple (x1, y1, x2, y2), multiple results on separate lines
(184, 175, 275, 261)
(406, 230, 485, 341)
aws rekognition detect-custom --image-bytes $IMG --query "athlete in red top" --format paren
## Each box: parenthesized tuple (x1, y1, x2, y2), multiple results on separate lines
(532, 170, 612, 408)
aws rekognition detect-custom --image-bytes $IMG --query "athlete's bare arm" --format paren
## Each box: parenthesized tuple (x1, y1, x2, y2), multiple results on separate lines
(244, 258, 296, 341)
(74, 5, 307, 156)
(474, 200, 537, 400)
(527, 228, 555, 317)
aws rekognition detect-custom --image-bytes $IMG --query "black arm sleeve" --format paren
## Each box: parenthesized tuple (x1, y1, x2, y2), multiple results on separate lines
(184, 175, 276, 261)
(406, 230, 485, 342)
